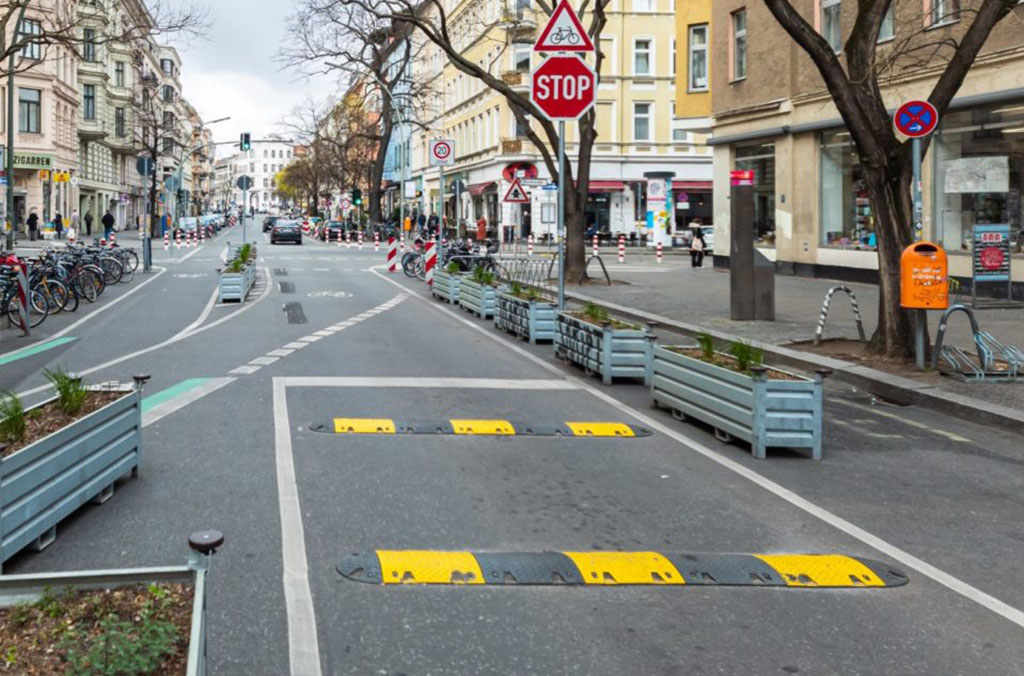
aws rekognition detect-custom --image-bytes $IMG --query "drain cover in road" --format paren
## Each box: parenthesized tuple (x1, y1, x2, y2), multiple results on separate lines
(274, 268, 288, 276)
(279, 281, 295, 294)
(283, 302, 307, 324)
(309, 418, 653, 437)
(337, 551, 908, 587)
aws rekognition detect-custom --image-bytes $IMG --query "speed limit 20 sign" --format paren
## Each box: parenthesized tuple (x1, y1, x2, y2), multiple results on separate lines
(429, 139, 455, 167)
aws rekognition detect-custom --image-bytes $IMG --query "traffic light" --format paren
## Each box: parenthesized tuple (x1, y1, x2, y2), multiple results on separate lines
(240, 132, 251, 151)
(352, 188, 362, 206)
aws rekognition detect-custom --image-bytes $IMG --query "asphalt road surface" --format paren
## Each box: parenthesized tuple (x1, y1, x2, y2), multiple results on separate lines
(2, 221, 1022, 675)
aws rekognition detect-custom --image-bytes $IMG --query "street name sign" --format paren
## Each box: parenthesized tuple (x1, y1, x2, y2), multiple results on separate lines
(534, 0, 594, 52)
(894, 100, 938, 138)
(429, 139, 455, 166)
(531, 56, 596, 121)
(503, 177, 530, 203)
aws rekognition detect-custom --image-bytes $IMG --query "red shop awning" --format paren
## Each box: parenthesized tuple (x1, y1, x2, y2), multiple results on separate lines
(672, 180, 712, 191)
(469, 181, 497, 195)
(588, 180, 625, 192)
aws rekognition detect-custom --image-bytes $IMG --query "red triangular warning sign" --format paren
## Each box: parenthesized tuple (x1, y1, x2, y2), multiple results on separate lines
(503, 177, 531, 203)
(534, 0, 595, 52)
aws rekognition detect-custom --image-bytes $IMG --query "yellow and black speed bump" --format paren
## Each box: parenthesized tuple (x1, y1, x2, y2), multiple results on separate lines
(309, 419, 653, 438)
(337, 550, 909, 588)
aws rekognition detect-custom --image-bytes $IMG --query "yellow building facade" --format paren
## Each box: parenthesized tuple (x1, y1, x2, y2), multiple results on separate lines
(402, 0, 712, 243)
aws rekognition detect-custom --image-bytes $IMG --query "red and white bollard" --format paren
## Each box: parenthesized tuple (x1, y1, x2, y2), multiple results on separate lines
(400, 232, 406, 252)
(100, 238, 106, 247)
(198, 227, 204, 245)
(164, 232, 169, 250)
(336, 228, 343, 247)
(618, 234, 625, 264)
(386, 236, 397, 272)
(358, 230, 363, 249)
(424, 240, 437, 286)
(190, 231, 196, 248)
(374, 231, 380, 252)
(13, 260, 29, 336)
(346, 230, 351, 248)
(656, 240, 663, 264)
(174, 231, 181, 248)
(592, 234, 599, 257)
(527, 234, 534, 257)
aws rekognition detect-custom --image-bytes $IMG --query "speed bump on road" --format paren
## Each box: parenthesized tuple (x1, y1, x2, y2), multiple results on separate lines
(312, 419, 653, 437)
(337, 550, 908, 588)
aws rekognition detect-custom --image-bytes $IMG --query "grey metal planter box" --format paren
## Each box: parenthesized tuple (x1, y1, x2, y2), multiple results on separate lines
(1, 386, 142, 570)
(431, 269, 462, 304)
(554, 312, 653, 385)
(459, 278, 500, 318)
(218, 265, 255, 303)
(495, 293, 556, 343)
(650, 346, 824, 460)
(0, 544, 214, 675)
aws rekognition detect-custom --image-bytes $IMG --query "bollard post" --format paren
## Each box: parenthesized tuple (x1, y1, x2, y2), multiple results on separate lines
(374, 231, 380, 252)
(618, 234, 625, 263)
(527, 234, 534, 257)
(387, 236, 397, 272)
(164, 232, 169, 250)
(656, 241, 663, 264)
(424, 239, 436, 286)
(593, 234, 598, 258)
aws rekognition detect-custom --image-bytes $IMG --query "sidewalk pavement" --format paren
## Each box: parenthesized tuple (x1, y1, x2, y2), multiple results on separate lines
(550, 263, 1024, 424)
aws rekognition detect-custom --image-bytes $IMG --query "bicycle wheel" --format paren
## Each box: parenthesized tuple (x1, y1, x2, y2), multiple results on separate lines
(73, 269, 100, 303)
(99, 257, 123, 285)
(58, 278, 79, 312)
(123, 249, 140, 272)
(36, 279, 70, 314)
(118, 261, 135, 283)
(28, 290, 48, 327)
(402, 253, 421, 278)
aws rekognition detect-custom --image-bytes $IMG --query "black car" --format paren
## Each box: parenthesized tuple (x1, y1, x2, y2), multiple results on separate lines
(262, 216, 279, 233)
(270, 222, 302, 245)
(320, 221, 346, 242)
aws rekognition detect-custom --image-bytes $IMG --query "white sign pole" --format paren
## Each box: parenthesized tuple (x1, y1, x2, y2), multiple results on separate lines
(558, 120, 565, 311)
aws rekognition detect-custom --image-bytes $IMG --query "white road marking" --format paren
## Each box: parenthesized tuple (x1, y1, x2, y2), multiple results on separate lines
(298, 335, 323, 343)
(283, 342, 308, 350)
(277, 377, 580, 390)
(312, 330, 333, 337)
(836, 400, 972, 442)
(142, 377, 236, 427)
(228, 365, 262, 375)
(268, 348, 295, 357)
(171, 285, 219, 341)
(372, 267, 1024, 631)
(272, 379, 324, 676)
(250, 356, 280, 366)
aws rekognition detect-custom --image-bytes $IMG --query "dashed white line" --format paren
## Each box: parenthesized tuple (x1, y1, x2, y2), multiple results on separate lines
(250, 356, 280, 366)
(268, 349, 295, 357)
(229, 365, 262, 375)
(283, 342, 307, 349)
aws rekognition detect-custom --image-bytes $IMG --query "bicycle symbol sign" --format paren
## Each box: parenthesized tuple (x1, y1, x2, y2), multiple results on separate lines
(534, 0, 595, 52)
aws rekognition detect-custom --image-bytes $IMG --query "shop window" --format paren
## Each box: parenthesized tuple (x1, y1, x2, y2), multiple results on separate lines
(932, 103, 1024, 253)
(735, 142, 775, 239)
(820, 131, 874, 248)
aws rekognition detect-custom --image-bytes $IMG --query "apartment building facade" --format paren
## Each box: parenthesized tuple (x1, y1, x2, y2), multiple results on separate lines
(707, 0, 1024, 287)
(394, 0, 712, 243)
(229, 138, 296, 211)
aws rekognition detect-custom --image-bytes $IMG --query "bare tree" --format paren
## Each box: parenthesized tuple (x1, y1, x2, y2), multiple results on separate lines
(291, 0, 611, 278)
(285, 3, 435, 223)
(762, 0, 1021, 357)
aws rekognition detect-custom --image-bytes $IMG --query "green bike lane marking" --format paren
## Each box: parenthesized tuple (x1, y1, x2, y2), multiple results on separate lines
(0, 336, 77, 366)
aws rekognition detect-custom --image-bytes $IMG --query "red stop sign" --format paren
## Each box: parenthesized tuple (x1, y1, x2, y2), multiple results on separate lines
(531, 56, 596, 121)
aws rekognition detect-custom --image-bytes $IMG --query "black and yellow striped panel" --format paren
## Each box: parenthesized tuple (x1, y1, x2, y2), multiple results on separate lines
(312, 419, 653, 437)
(337, 551, 908, 587)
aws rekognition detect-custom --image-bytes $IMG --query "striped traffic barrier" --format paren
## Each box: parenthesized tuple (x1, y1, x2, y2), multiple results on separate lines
(618, 234, 625, 264)
(386, 236, 397, 272)
(424, 239, 436, 286)
(656, 241, 663, 264)
(13, 260, 29, 336)
(593, 235, 599, 258)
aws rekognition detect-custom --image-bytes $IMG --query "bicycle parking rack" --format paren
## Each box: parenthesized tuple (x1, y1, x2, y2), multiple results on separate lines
(932, 304, 1023, 381)
(578, 255, 612, 286)
(814, 285, 866, 346)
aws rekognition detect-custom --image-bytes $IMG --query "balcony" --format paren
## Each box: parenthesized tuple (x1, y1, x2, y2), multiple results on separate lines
(78, 59, 106, 79)
(78, 118, 107, 141)
(77, 1, 108, 23)
(106, 131, 134, 152)
(502, 70, 530, 94)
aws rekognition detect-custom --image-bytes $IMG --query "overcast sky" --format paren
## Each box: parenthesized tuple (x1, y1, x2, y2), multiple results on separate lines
(162, 0, 335, 157)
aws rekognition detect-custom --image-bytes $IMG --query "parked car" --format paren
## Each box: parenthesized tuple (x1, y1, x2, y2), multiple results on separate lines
(320, 221, 346, 242)
(271, 221, 302, 245)
(263, 216, 279, 233)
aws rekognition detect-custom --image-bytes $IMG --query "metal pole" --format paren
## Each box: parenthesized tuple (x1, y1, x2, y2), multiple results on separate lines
(557, 120, 565, 311)
(242, 189, 247, 244)
(5, 2, 30, 251)
(438, 164, 445, 254)
(912, 136, 926, 369)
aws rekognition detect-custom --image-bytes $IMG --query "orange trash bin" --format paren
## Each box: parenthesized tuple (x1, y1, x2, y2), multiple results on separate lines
(900, 241, 949, 309)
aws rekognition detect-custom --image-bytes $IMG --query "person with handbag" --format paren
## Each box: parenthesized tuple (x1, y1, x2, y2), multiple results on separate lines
(689, 218, 706, 268)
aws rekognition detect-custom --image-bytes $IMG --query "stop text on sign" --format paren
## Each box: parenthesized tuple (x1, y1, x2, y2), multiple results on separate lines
(534, 74, 592, 101)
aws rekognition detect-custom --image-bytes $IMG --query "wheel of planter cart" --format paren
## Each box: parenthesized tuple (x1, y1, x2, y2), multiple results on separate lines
(583, 366, 596, 378)
(671, 409, 687, 422)
(714, 428, 733, 443)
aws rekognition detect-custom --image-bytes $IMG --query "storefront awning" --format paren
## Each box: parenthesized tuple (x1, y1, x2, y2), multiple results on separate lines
(672, 180, 712, 191)
(469, 181, 496, 195)
(588, 180, 625, 192)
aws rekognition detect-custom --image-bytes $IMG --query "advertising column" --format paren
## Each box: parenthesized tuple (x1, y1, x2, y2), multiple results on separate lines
(644, 173, 673, 248)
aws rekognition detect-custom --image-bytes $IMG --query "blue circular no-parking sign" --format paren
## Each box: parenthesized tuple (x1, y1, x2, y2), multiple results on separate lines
(894, 100, 939, 138)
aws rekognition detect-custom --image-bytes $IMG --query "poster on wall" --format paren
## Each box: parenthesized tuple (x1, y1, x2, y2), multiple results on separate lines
(944, 156, 1009, 194)
(972, 224, 1011, 282)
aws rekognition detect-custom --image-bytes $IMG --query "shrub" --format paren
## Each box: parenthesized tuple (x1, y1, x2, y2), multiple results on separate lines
(44, 367, 89, 417)
(729, 341, 764, 372)
(446, 261, 461, 274)
(509, 280, 523, 296)
(0, 390, 26, 443)
(696, 333, 715, 361)
(472, 266, 495, 286)
(582, 301, 610, 324)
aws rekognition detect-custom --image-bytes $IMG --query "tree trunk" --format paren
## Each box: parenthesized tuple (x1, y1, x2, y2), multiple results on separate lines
(564, 187, 586, 280)
(862, 156, 916, 358)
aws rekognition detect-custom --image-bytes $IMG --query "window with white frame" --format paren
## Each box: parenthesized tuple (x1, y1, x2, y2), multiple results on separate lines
(822, 0, 842, 52)
(878, 8, 894, 41)
(633, 102, 652, 141)
(732, 10, 747, 80)
(633, 38, 652, 76)
(18, 19, 42, 60)
(514, 45, 530, 74)
(688, 24, 708, 91)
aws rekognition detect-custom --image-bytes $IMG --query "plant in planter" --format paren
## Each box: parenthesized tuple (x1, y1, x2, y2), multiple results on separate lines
(217, 244, 257, 303)
(458, 266, 502, 319)
(554, 303, 654, 385)
(432, 261, 464, 304)
(0, 530, 222, 675)
(0, 372, 143, 569)
(651, 338, 827, 460)
(496, 281, 557, 344)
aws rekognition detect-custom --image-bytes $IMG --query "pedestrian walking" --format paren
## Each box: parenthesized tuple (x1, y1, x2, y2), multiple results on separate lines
(689, 219, 706, 268)
(84, 211, 94, 236)
(27, 210, 38, 241)
(53, 212, 63, 240)
(102, 208, 115, 241)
